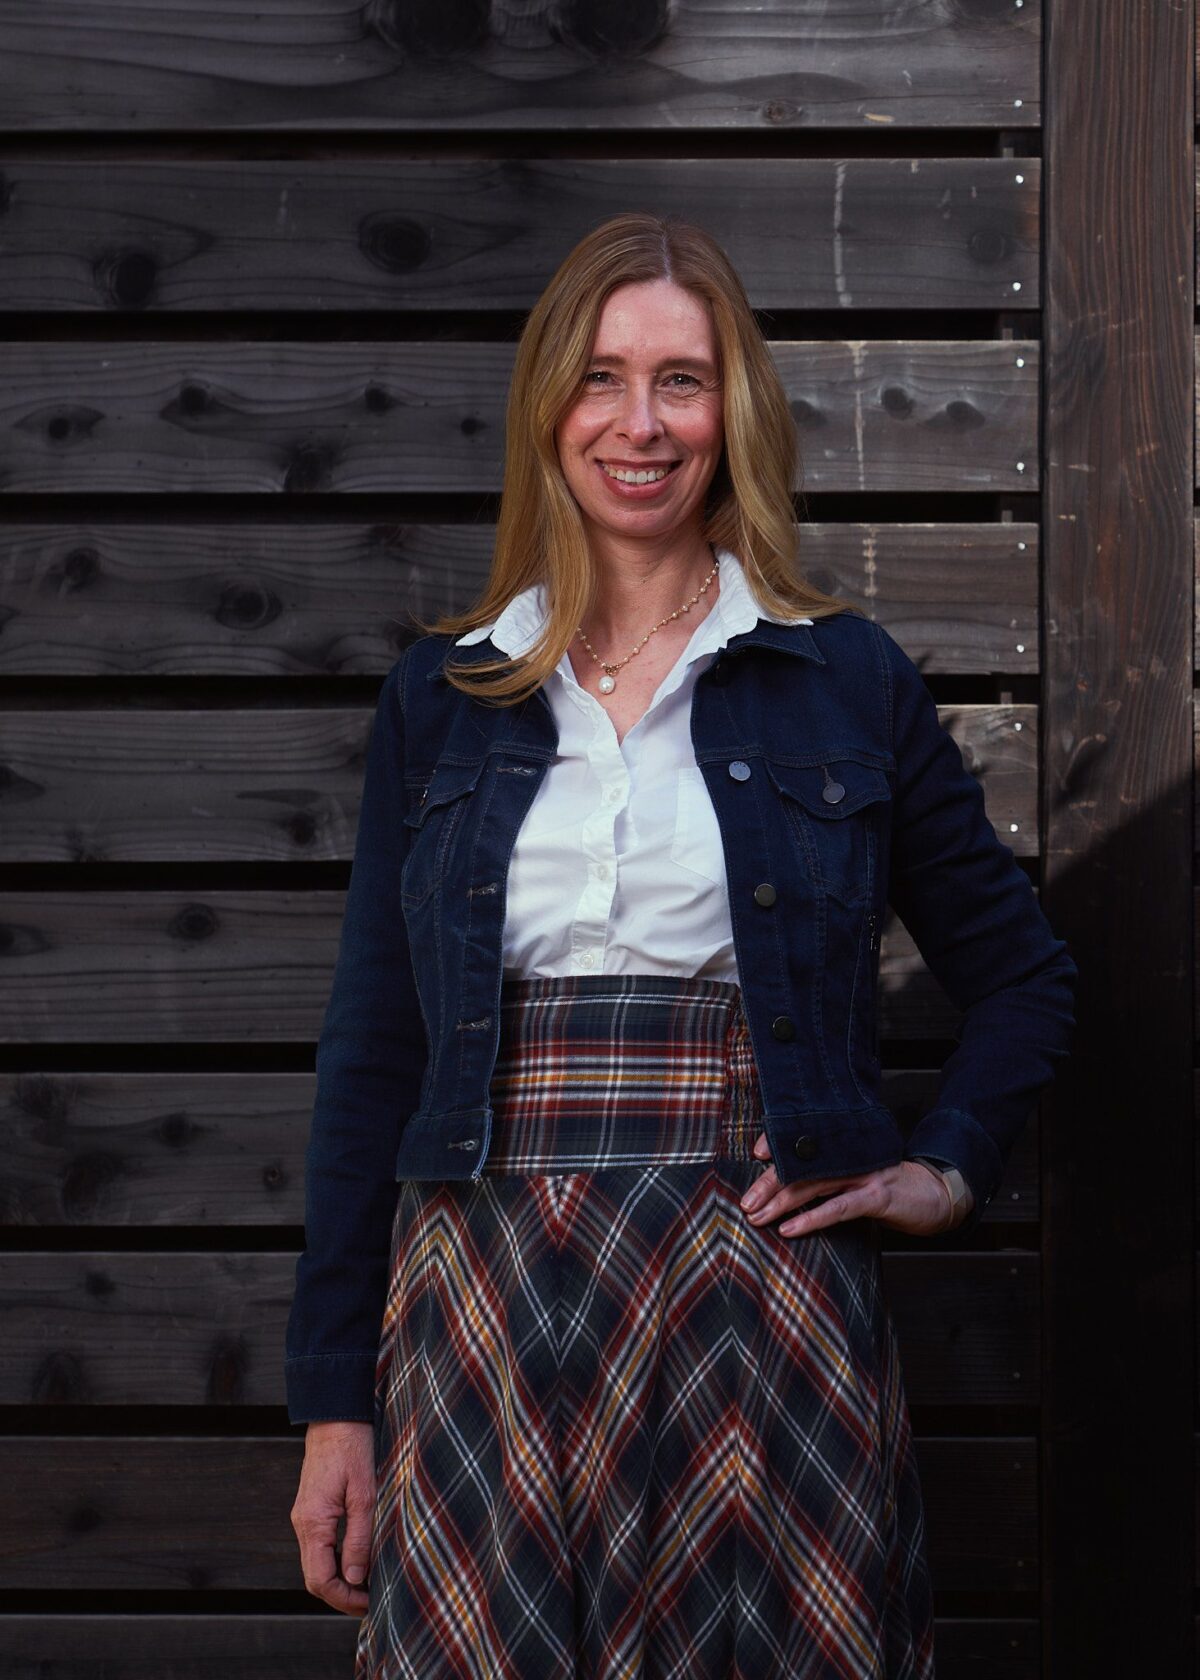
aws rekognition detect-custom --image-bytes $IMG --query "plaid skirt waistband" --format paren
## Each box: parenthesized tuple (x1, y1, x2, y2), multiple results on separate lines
(481, 972, 764, 1173)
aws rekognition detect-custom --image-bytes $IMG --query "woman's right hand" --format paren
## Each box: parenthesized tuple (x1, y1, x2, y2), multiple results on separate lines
(290, 1420, 376, 1615)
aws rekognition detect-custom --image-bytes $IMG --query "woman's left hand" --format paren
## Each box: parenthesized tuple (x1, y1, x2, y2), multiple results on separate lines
(740, 1131, 970, 1238)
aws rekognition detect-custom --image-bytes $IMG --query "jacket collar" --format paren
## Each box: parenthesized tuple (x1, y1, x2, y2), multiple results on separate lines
(425, 547, 826, 682)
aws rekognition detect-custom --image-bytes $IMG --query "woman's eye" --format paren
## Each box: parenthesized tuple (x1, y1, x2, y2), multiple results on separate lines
(581, 369, 700, 389)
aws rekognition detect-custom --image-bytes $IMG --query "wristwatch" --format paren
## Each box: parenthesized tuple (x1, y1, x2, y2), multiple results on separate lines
(911, 1156, 972, 1229)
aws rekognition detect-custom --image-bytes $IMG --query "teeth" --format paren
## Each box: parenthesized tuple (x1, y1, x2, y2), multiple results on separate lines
(601, 463, 673, 484)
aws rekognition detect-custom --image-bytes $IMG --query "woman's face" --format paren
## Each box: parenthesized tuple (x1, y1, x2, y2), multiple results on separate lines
(554, 278, 724, 547)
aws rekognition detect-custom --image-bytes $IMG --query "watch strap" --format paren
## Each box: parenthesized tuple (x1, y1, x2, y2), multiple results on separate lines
(911, 1156, 970, 1228)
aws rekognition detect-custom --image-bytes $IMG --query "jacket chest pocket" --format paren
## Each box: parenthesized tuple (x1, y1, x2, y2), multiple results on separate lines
(765, 755, 893, 908)
(401, 760, 485, 909)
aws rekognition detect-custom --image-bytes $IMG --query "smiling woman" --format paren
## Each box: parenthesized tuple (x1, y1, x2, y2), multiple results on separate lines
(285, 212, 1077, 1680)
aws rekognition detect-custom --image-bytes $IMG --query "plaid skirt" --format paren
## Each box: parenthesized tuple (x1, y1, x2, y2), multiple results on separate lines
(355, 973, 936, 1680)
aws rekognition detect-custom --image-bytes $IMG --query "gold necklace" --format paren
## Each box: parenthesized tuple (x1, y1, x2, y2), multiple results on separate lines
(575, 549, 720, 694)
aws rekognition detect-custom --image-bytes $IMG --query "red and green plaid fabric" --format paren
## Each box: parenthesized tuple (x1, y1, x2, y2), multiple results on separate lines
(356, 974, 935, 1679)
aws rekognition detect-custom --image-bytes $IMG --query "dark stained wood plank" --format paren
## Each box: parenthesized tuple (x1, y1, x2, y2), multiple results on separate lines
(0, 1616, 1043, 1680)
(0, 521, 488, 677)
(0, 521, 1039, 678)
(0, 1069, 1037, 1228)
(1044, 0, 1193, 1668)
(0, 892, 1046, 1043)
(0, 709, 370, 864)
(0, 159, 1039, 314)
(0, 1071, 314, 1227)
(0, 341, 1038, 496)
(0, 1616, 1041, 1680)
(0, 1437, 1035, 1593)
(0, 703, 1038, 862)
(0, 1, 1040, 133)
(0, 1251, 1037, 1409)
(0, 1617, 359, 1680)
(0, 892, 344, 1044)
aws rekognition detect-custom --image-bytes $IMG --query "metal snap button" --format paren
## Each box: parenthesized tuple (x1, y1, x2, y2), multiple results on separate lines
(793, 1134, 818, 1161)
(753, 882, 777, 907)
(771, 1014, 795, 1041)
(821, 780, 846, 804)
(728, 760, 752, 781)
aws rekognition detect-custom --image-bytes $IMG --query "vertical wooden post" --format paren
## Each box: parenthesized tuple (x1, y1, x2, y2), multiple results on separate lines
(1042, 0, 1194, 1667)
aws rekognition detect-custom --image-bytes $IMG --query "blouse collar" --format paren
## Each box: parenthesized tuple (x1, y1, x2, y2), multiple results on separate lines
(452, 545, 812, 659)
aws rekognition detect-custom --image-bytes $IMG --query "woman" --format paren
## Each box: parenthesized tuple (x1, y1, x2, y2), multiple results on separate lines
(286, 214, 1077, 1678)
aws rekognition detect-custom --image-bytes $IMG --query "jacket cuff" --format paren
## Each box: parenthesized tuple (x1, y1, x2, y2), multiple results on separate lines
(284, 1351, 377, 1426)
(904, 1105, 1005, 1238)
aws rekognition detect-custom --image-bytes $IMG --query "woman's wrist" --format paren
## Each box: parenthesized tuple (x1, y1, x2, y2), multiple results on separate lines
(910, 1157, 958, 1232)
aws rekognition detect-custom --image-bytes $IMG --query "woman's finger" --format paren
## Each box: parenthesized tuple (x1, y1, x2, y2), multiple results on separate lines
(339, 1470, 377, 1589)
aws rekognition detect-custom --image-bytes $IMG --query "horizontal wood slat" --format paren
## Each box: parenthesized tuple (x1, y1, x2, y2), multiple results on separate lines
(0, 159, 1039, 314)
(0, 1070, 1038, 1228)
(0, 1617, 360, 1679)
(0, 704, 1038, 862)
(0, 1251, 1038, 1409)
(0, 1437, 1037, 1593)
(0, 342, 1039, 496)
(0, 522, 1040, 678)
(0, 3, 1040, 134)
(0, 892, 1039, 1044)
(0, 1616, 1044, 1680)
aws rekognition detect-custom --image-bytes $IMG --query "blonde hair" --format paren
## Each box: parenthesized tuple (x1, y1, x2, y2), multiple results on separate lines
(410, 212, 858, 705)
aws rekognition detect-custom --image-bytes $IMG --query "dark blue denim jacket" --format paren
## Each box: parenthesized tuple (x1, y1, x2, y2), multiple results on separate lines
(285, 610, 1078, 1423)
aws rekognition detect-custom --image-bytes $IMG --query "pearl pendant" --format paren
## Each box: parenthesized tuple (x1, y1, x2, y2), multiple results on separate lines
(598, 674, 616, 694)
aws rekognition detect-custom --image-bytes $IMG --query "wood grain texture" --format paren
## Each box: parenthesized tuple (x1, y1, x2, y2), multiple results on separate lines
(0, 1069, 1038, 1228)
(0, 0, 1040, 132)
(0, 1618, 361, 1680)
(0, 1437, 1038, 1593)
(0, 158, 1039, 313)
(0, 1250, 1037, 1408)
(1043, 0, 1193, 1668)
(0, 1617, 1046, 1680)
(0, 521, 1040, 677)
(0, 340, 1039, 495)
(0, 891, 1043, 1043)
(0, 703, 1038, 862)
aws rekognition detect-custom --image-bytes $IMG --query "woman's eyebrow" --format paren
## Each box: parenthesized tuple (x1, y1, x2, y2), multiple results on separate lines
(587, 352, 717, 373)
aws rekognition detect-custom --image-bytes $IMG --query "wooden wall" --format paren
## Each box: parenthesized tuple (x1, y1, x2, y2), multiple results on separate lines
(0, 1, 1191, 1673)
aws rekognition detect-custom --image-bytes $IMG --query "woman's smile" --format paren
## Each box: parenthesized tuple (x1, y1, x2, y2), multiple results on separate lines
(595, 457, 683, 496)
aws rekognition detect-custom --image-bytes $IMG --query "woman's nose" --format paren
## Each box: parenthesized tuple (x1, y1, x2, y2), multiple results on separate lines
(615, 383, 664, 442)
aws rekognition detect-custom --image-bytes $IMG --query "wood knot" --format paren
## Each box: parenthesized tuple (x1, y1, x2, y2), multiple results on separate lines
(359, 215, 431, 275)
(94, 248, 158, 309)
(167, 903, 219, 943)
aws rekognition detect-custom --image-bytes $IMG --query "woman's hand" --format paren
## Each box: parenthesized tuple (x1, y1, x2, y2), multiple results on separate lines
(290, 1420, 376, 1616)
(739, 1131, 971, 1238)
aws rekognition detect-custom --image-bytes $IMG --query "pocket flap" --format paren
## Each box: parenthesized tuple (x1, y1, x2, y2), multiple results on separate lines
(765, 755, 893, 819)
(403, 759, 485, 829)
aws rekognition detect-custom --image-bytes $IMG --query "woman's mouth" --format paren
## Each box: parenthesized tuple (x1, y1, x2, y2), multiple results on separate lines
(596, 459, 683, 494)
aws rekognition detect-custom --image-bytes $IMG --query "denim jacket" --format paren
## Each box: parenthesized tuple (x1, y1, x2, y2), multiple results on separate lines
(285, 609, 1078, 1423)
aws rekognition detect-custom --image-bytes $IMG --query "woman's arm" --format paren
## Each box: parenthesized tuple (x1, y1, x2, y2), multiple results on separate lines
(877, 624, 1079, 1236)
(284, 647, 429, 1422)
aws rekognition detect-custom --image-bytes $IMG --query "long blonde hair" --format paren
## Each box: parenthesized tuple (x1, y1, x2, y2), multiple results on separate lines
(410, 212, 858, 705)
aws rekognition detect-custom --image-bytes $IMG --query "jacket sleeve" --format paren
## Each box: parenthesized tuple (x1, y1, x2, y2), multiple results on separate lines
(284, 647, 429, 1423)
(877, 623, 1078, 1237)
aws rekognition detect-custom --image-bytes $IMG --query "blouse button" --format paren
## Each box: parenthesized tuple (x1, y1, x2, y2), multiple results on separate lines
(728, 760, 752, 781)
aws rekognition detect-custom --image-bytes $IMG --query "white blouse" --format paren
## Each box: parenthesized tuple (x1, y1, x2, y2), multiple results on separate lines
(453, 548, 813, 984)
